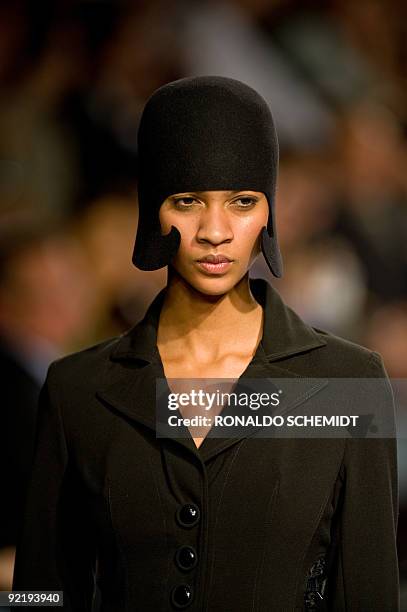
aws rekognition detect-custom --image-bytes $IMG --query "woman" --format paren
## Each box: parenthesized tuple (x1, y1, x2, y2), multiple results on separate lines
(13, 77, 398, 611)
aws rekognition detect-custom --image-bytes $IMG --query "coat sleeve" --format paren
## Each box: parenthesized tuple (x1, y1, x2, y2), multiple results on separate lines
(330, 351, 399, 611)
(12, 361, 97, 611)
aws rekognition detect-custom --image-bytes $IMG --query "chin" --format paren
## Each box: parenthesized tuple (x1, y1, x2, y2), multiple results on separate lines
(183, 268, 244, 297)
(194, 280, 235, 297)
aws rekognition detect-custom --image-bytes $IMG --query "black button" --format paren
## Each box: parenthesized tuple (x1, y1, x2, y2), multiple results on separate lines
(171, 584, 193, 608)
(176, 503, 200, 528)
(175, 545, 198, 571)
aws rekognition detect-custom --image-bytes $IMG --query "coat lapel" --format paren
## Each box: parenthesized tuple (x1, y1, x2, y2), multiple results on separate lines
(96, 277, 329, 460)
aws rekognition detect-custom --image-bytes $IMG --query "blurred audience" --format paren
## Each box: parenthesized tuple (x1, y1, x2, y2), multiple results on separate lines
(72, 192, 167, 340)
(0, 214, 96, 587)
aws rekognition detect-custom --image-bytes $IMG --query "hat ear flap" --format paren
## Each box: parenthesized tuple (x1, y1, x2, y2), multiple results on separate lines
(261, 194, 283, 278)
(133, 224, 181, 271)
(260, 226, 283, 278)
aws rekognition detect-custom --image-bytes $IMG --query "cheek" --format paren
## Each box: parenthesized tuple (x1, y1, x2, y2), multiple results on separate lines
(236, 217, 265, 247)
(159, 211, 197, 241)
(159, 211, 172, 234)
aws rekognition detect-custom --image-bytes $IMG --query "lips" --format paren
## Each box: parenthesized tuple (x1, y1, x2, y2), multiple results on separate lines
(197, 254, 232, 264)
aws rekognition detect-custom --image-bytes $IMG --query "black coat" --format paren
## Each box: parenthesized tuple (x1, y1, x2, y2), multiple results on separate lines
(0, 336, 41, 548)
(13, 277, 399, 611)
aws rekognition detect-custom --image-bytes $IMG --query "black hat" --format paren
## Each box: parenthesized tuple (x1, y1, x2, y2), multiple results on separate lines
(132, 75, 283, 277)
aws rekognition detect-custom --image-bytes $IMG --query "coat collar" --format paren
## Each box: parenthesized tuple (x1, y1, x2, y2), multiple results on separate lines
(109, 277, 327, 364)
(97, 277, 328, 461)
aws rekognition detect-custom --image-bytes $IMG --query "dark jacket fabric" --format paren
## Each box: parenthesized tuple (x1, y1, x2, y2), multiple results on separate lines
(0, 336, 41, 548)
(12, 277, 399, 611)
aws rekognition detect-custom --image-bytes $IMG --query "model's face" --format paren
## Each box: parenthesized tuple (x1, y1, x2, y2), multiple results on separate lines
(159, 190, 268, 295)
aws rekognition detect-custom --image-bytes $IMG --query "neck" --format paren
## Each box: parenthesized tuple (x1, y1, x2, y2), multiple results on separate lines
(157, 269, 264, 363)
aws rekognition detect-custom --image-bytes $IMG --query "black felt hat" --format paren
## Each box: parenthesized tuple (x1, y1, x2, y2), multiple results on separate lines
(132, 75, 283, 277)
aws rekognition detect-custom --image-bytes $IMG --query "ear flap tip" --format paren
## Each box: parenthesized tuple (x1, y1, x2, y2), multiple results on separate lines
(260, 226, 284, 278)
(132, 225, 181, 271)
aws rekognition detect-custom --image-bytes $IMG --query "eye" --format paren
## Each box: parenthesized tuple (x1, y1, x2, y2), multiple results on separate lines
(232, 196, 258, 208)
(173, 197, 198, 210)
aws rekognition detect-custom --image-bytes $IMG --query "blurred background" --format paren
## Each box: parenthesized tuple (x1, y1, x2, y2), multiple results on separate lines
(1, 0, 406, 605)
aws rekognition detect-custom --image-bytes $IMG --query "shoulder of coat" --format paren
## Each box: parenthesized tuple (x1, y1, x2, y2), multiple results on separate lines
(308, 325, 380, 377)
(47, 334, 121, 386)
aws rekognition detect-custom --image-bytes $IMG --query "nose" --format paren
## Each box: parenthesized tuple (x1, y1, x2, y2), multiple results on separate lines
(196, 204, 233, 245)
